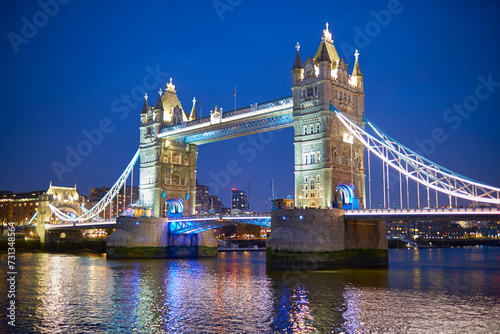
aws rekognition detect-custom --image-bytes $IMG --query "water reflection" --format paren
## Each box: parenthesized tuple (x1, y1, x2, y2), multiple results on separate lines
(0, 248, 499, 333)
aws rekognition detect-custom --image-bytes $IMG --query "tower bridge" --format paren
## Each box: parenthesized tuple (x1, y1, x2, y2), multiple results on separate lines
(35, 24, 500, 268)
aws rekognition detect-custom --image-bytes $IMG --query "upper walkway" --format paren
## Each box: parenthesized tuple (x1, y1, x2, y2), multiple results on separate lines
(157, 96, 293, 144)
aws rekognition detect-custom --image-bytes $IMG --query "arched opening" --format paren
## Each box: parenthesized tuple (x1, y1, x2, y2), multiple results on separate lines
(164, 198, 184, 218)
(336, 182, 359, 210)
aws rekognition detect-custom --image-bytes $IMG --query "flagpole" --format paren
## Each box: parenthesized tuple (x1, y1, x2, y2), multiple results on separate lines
(200, 96, 202, 118)
(234, 85, 236, 111)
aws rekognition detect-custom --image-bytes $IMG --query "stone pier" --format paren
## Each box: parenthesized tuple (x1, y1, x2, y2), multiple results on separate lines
(266, 208, 388, 270)
(106, 217, 218, 259)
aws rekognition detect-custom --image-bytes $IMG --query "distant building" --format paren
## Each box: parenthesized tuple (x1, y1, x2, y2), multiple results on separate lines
(195, 180, 227, 214)
(387, 220, 464, 240)
(87, 185, 139, 218)
(386, 220, 408, 239)
(232, 188, 248, 211)
(0, 190, 45, 225)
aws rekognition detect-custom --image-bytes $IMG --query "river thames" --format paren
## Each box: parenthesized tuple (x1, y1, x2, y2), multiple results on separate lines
(1, 247, 499, 333)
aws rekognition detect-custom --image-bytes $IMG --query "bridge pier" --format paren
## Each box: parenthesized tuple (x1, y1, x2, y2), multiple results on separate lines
(36, 225, 84, 251)
(106, 217, 218, 259)
(266, 209, 388, 270)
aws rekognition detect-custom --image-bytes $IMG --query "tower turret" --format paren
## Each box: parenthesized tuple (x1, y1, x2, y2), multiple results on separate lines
(189, 97, 198, 121)
(351, 49, 364, 93)
(292, 42, 304, 86)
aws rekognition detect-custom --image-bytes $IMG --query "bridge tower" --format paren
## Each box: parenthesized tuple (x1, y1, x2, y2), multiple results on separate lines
(35, 184, 85, 250)
(139, 79, 197, 217)
(292, 23, 366, 209)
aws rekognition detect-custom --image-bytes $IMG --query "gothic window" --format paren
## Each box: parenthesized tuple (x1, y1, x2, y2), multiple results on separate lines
(172, 153, 180, 164)
(306, 69, 314, 78)
(314, 85, 318, 96)
(180, 178, 186, 186)
(172, 175, 179, 185)
(309, 179, 316, 197)
(304, 176, 308, 184)
(301, 89, 306, 99)
(163, 155, 169, 163)
(184, 158, 188, 165)
(316, 175, 321, 183)
(310, 125, 314, 134)
(307, 87, 313, 98)
(316, 123, 320, 133)
(303, 125, 308, 135)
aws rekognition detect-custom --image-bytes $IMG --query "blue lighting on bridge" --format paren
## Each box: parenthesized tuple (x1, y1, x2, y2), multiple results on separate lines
(136, 221, 139, 225)
(166, 198, 184, 218)
(282, 216, 286, 220)
(336, 183, 360, 210)
(299, 215, 303, 219)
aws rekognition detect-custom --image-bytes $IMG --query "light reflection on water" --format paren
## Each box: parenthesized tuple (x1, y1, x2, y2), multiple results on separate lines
(1, 247, 499, 333)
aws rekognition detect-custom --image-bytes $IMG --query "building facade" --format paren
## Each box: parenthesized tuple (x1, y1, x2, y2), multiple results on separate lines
(0, 190, 45, 225)
(292, 24, 366, 209)
(87, 185, 139, 218)
(232, 189, 248, 211)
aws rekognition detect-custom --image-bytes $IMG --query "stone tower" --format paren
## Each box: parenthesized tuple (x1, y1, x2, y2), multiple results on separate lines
(139, 78, 197, 217)
(292, 23, 366, 209)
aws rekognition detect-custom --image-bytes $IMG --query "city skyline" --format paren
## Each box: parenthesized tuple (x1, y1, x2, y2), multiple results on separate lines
(1, 1, 500, 212)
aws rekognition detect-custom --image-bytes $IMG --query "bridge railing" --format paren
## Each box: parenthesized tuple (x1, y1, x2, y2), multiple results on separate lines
(344, 207, 500, 215)
(168, 212, 271, 222)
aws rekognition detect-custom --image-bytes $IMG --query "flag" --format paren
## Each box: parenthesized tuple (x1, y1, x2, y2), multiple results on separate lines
(199, 97, 202, 107)
(234, 86, 236, 97)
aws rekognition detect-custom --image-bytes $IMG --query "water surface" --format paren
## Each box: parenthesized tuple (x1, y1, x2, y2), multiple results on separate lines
(1, 247, 499, 333)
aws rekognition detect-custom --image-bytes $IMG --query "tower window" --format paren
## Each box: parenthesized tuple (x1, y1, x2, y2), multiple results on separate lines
(172, 153, 180, 164)
(307, 87, 313, 97)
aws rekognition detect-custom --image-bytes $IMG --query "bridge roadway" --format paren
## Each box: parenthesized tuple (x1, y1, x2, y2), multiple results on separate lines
(44, 207, 500, 232)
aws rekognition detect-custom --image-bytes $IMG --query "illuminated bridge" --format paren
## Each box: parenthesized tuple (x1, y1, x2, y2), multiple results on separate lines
(34, 24, 500, 250)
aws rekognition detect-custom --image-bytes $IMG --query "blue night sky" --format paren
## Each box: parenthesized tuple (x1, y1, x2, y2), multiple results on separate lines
(1, 0, 499, 211)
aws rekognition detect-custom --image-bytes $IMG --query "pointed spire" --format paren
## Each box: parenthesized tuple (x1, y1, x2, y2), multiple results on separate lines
(292, 42, 303, 70)
(317, 41, 331, 62)
(141, 93, 148, 114)
(352, 49, 363, 77)
(156, 88, 163, 110)
(189, 97, 198, 121)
